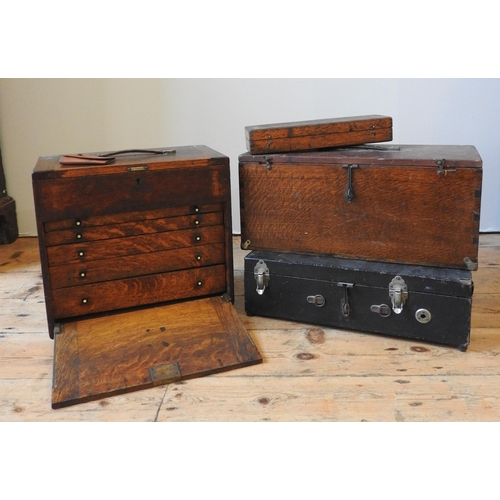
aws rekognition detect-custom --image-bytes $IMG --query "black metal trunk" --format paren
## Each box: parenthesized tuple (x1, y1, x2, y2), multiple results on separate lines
(244, 250, 474, 350)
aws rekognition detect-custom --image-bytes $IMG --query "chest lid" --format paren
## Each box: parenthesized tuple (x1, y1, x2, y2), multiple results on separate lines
(240, 144, 482, 170)
(52, 294, 262, 409)
(33, 145, 228, 180)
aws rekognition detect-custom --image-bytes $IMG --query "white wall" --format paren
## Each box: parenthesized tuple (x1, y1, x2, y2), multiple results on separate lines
(0, 78, 498, 236)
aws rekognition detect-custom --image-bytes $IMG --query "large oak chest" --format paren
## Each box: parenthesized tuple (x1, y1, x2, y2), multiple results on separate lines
(239, 144, 483, 270)
(33, 146, 262, 408)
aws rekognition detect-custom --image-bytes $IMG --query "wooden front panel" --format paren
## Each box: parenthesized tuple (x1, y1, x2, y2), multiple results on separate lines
(52, 264, 227, 318)
(52, 296, 262, 408)
(240, 162, 482, 269)
(34, 166, 229, 221)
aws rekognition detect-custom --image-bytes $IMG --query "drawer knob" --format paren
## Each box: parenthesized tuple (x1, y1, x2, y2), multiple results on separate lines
(194, 206, 200, 213)
(75, 219, 82, 226)
(196, 255, 202, 261)
(81, 298, 89, 305)
(194, 219, 200, 225)
(79, 271, 86, 278)
(197, 280, 203, 287)
(78, 250, 85, 257)
(76, 233, 83, 239)
(195, 235, 201, 242)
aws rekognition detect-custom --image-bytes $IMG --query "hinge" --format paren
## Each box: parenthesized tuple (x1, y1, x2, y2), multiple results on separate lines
(261, 156, 273, 170)
(436, 159, 446, 175)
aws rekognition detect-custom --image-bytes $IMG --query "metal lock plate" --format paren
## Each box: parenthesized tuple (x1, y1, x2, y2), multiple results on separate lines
(254, 260, 270, 295)
(389, 276, 408, 314)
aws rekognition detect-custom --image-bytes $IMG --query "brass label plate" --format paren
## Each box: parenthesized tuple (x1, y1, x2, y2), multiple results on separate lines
(149, 362, 181, 386)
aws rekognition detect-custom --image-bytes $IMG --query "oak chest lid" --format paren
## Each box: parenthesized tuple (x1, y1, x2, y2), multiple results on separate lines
(33, 145, 228, 180)
(240, 144, 482, 169)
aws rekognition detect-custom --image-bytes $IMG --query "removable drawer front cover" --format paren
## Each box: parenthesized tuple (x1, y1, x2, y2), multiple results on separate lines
(239, 144, 482, 270)
(32, 146, 262, 408)
(244, 251, 474, 350)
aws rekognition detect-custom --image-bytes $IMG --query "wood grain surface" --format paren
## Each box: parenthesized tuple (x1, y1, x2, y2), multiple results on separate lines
(240, 160, 481, 269)
(1, 236, 499, 421)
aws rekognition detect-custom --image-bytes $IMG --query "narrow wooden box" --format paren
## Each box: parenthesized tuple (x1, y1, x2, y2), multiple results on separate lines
(245, 115, 393, 154)
(33, 146, 261, 408)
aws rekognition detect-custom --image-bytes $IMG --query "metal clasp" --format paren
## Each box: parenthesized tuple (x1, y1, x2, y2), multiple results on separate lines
(342, 164, 358, 203)
(307, 294, 326, 307)
(254, 260, 270, 295)
(338, 282, 354, 317)
(389, 276, 408, 314)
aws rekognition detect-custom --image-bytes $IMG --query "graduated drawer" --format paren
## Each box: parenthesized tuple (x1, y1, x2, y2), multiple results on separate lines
(44, 203, 223, 246)
(46, 225, 225, 267)
(49, 243, 226, 289)
(51, 264, 227, 319)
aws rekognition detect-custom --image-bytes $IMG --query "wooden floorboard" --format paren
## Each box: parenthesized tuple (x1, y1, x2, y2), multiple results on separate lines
(1, 235, 500, 422)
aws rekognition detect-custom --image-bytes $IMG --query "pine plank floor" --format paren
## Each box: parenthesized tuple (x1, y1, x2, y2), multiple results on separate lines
(1, 235, 499, 422)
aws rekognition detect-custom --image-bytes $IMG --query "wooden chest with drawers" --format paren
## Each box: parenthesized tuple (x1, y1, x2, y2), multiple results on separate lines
(32, 146, 262, 408)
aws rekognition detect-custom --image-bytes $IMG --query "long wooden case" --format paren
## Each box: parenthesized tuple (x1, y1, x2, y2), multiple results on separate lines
(239, 145, 482, 271)
(245, 115, 393, 154)
(244, 250, 474, 350)
(33, 146, 262, 408)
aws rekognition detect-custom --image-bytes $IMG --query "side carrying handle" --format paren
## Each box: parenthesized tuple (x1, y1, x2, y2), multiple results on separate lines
(59, 148, 176, 166)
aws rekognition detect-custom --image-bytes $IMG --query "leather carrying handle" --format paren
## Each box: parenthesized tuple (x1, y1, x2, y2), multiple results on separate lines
(59, 148, 176, 166)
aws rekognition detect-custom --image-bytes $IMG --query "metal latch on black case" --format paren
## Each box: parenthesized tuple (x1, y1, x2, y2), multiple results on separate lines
(254, 260, 270, 295)
(370, 304, 391, 317)
(307, 295, 326, 307)
(389, 276, 408, 314)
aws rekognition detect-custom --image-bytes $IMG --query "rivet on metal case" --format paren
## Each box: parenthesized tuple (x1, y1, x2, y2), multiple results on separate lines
(389, 276, 408, 314)
(254, 260, 270, 295)
(415, 308, 432, 324)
